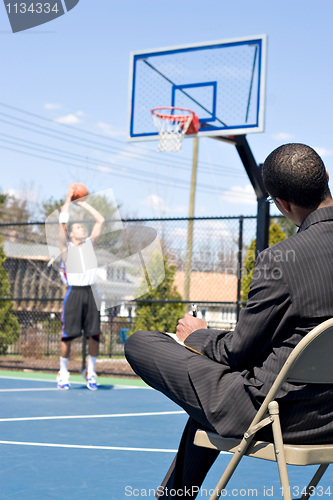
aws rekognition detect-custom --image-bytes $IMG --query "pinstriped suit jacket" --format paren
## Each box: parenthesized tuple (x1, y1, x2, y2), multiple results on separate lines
(185, 206, 333, 443)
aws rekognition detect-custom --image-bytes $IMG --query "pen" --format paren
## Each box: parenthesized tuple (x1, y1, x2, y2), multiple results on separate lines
(191, 303, 197, 317)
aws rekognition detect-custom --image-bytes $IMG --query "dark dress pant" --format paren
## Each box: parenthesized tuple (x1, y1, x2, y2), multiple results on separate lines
(125, 330, 220, 499)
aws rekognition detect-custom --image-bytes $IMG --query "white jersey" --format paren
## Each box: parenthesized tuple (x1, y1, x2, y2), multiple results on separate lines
(60, 237, 97, 287)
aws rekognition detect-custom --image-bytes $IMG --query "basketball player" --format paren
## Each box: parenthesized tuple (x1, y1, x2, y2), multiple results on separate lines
(57, 185, 105, 390)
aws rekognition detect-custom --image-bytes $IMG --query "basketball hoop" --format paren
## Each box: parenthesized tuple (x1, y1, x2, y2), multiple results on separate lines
(152, 107, 199, 152)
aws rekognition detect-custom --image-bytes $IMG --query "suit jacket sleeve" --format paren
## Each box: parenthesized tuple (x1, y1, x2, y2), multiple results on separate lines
(185, 249, 295, 371)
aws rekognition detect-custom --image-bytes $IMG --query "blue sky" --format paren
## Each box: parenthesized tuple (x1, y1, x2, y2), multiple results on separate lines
(1, 0, 333, 220)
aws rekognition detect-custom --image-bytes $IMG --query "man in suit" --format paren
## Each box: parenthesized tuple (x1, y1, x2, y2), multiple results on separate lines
(125, 143, 333, 499)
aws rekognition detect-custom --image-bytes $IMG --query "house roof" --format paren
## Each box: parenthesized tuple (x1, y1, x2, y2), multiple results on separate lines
(3, 241, 54, 261)
(3, 241, 136, 269)
(174, 271, 238, 302)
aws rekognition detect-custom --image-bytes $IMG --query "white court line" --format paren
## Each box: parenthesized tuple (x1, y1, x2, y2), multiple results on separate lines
(0, 375, 80, 384)
(0, 388, 59, 392)
(0, 376, 148, 390)
(0, 386, 144, 392)
(0, 440, 178, 453)
(0, 410, 186, 422)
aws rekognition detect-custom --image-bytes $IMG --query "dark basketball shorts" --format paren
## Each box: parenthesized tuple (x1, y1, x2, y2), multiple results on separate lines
(61, 285, 101, 339)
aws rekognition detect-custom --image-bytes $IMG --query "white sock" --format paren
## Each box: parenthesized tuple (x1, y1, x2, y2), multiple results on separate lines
(87, 355, 97, 376)
(60, 357, 69, 373)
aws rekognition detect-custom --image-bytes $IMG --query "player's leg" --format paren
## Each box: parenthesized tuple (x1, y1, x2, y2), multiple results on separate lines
(88, 335, 99, 357)
(57, 337, 71, 390)
(82, 287, 101, 390)
(58, 286, 82, 389)
(60, 337, 71, 358)
(83, 335, 99, 388)
(82, 335, 99, 390)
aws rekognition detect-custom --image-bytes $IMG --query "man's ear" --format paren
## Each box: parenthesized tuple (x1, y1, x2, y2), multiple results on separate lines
(275, 198, 292, 213)
(326, 169, 329, 182)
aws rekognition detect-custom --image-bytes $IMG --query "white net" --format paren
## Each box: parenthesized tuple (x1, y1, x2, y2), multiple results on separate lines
(152, 110, 194, 152)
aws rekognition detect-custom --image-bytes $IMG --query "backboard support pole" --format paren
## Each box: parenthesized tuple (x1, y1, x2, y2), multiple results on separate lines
(214, 135, 269, 254)
(256, 194, 270, 255)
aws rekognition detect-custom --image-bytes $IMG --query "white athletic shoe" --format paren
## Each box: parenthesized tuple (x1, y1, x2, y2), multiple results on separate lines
(57, 370, 70, 390)
(87, 372, 98, 391)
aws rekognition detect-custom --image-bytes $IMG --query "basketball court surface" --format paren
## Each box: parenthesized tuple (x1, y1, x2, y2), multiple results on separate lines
(1, 370, 331, 499)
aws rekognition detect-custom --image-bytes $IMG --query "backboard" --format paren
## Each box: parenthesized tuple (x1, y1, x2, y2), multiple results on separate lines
(128, 35, 267, 142)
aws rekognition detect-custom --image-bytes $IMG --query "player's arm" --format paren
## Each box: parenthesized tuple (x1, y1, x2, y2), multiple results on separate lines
(59, 185, 74, 253)
(76, 200, 105, 242)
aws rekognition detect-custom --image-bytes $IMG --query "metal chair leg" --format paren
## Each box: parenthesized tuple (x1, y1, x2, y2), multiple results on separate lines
(268, 401, 292, 500)
(208, 436, 253, 500)
(299, 464, 330, 500)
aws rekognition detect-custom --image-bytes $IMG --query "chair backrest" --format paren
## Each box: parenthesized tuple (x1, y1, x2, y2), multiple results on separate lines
(284, 319, 333, 384)
(252, 319, 333, 428)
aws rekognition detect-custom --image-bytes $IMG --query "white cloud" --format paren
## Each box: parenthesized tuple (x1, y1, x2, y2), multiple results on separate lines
(102, 144, 151, 168)
(5, 188, 38, 203)
(272, 132, 293, 141)
(270, 141, 333, 158)
(195, 220, 233, 242)
(44, 103, 63, 111)
(173, 205, 188, 214)
(172, 220, 234, 245)
(54, 113, 81, 125)
(141, 194, 168, 213)
(173, 227, 187, 238)
(221, 184, 256, 206)
(96, 165, 112, 173)
(313, 147, 333, 158)
(96, 122, 126, 138)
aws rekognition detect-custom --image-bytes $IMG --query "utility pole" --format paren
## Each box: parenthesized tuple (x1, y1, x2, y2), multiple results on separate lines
(184, 137, 199, 301)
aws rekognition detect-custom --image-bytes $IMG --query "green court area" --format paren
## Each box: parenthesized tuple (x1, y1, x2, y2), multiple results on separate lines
(0, 368, 147, 388)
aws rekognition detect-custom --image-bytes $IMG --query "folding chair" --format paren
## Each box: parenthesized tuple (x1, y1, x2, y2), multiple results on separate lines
(194, 318, 333, 500)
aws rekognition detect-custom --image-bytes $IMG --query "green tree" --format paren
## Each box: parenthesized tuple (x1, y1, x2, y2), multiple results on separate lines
(0, 240, 20, 354)
(0, 188, 39, 243)
(0, 190, 22, 353)
(4, 196, 31, 223)
(131, 255, 185, 334)
(39, 196, 66, 219)
(0, 191, 7, 209)
(274, 216, 297, 238)
(241, 221, 287, 302)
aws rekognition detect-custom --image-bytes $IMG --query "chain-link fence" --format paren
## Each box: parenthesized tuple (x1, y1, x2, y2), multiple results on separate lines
(0, 216, 261, 375)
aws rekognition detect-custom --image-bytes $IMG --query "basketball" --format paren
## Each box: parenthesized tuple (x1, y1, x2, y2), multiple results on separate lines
(71, 183, 88, 201)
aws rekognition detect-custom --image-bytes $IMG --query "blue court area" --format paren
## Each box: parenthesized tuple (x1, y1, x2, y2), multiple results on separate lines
(0, 372, 332, 499)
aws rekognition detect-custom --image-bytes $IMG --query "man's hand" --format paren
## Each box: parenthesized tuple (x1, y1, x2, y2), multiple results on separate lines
(75, 199, 86, 207)
(65, 185, 74, 203)
(176, 314, 207, 342)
